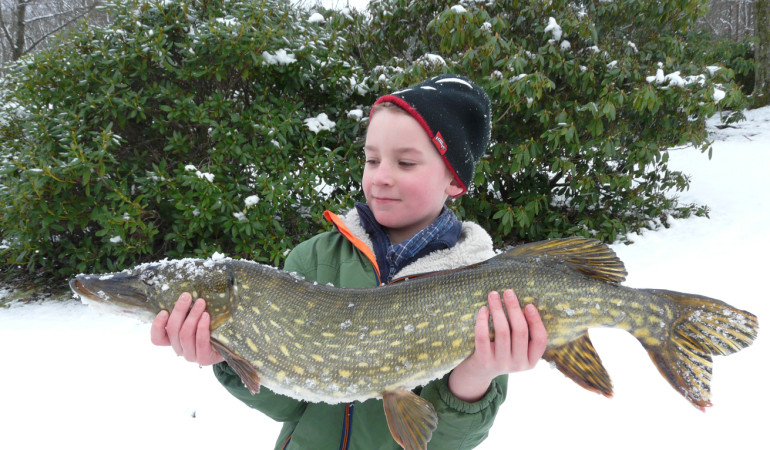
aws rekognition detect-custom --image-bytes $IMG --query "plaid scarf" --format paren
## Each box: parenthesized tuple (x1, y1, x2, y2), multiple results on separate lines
(385, 207, 458, 274)
(355, 203, 461, 283)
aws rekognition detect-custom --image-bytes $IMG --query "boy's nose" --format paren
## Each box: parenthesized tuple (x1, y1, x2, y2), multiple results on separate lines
(372, 164, 395, 186)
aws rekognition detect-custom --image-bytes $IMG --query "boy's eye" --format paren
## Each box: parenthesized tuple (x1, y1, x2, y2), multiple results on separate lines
(365, 159, 379, 165)
(399, 161, 416, 167)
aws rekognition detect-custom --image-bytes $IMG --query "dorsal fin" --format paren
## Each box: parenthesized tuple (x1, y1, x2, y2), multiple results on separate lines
(500, 237, 627, 284)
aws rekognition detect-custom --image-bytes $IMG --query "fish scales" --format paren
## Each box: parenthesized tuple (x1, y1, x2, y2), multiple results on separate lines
(70, 237, 758, 449)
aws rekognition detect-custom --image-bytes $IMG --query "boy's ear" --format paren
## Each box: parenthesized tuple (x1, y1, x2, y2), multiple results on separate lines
(445, 179, 464, 198)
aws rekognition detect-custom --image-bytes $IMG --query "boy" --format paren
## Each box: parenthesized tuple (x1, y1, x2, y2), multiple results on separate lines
(151, 74, 547, 449)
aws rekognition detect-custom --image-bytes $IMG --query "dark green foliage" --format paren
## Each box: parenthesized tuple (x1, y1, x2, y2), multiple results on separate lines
(0, 0, 369, 278)
(0, 0, 747, 281)
(687, 30, 755, 95)
(358, 0, 746, 245)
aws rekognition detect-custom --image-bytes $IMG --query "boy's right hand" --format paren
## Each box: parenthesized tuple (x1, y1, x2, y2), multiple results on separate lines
(150, 292, 225, 366)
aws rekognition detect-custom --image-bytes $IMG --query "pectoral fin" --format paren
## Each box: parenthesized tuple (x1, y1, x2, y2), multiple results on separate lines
(211, 338, 261, 395)
(382, 389, 438, 450)
(543, 332, 613, 397)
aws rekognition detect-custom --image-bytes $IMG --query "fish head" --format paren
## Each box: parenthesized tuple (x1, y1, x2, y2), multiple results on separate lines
(69, 258, 236, 322)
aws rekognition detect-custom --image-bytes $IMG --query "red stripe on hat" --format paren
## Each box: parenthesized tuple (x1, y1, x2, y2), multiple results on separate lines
(372, 95, 467, 196)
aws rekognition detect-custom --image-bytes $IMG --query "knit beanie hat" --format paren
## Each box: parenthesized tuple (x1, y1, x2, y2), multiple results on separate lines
(371, 74, 492, 196)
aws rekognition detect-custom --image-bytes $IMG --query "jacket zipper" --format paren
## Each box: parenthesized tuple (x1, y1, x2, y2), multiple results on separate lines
(339, 402, 354, 450)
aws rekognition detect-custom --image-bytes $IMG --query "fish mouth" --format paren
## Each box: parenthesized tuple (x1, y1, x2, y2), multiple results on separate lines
(69, 278, 95, 298)
(69, 274, 149, 308)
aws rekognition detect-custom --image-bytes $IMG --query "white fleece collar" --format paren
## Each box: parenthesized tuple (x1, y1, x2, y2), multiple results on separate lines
(337, 208, 496, 280)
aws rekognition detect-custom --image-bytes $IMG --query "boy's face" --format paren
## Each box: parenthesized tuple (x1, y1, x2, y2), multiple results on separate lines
(363, 107, 462, 244)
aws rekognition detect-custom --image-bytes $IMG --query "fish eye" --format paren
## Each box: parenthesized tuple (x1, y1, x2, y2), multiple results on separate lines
(140, 268, 157, 285)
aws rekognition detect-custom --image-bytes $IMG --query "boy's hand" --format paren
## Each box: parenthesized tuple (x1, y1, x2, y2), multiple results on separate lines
(150, 292, 225, 366)
(448, 289, 547, 402)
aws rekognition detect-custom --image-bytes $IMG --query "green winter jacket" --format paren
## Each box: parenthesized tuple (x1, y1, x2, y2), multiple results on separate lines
(213, 209, 508, 449)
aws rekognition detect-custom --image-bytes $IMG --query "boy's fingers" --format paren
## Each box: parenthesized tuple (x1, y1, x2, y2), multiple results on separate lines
(488, 290, 510, 355)
(524, 304, 548, 365)
(197, 312, 215, 363)
(503, 289, 528, 364)
(474, 305, 491, 360)
(166, 292, 193, 356)
(179, 298, 207, 362)
(150, 310, 171, 346)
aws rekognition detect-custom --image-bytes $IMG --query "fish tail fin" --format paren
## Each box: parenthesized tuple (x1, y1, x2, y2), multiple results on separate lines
(643, 289, 758, 410)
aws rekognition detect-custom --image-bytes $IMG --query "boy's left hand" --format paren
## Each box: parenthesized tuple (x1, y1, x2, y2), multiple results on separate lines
(448, 289, 547, 402)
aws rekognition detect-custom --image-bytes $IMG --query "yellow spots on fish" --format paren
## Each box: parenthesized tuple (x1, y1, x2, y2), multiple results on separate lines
(276, 371, 287, 382)
(251, 306, 261, 315)
(311, 354, 324, 362)
(293, 365, 305, 375)
(269, 303, 280, 312)
(390, 340, 401, 347)
(444, 311, 457, 318)
(630, 301, 641, 310)
(431, 341, 443, 347)
(380, 366, 391, 372)
(418, 353, 429, 361)
(269, 319, 281, 328)
(218, 292, 227, 299)
(241, 283, 250, 290)
(436, 324, 445, 331)
(416, 338, 428, 345)
(416, 322, 430, 330)
(644, 337, 662, 346)
(254, 360, 263, 367)
(616, 322, 631, 331)
(294, 318, 305, 326)
(551, 336, 568, 346)
(522, 296, 535, 304)
(246, 338, 258, 353)
(279, 345, 290, 357)
(473, 290, 484, 297)
(649, 304, 662, 314)
(217, 335, 230, 345)
(264, 334, 272, 344)
(460, 312, 474, 321)
(322, 332, 335, 338)
(370, 329, 386, 336)
(452, 338, 463, 348)
(267, 354, 278, 364)
(357, 362, 369, 368)
(293, 342, 303, 350)
(339, 369, 352, 378)
(634, 328, 651, 339)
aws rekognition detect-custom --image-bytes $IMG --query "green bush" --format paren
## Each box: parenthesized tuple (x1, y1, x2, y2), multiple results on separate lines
(0, 0, 748, 282)
(0, 0, 369, 278)
(357, 0, 746, 244)
(687, 30, 755, 95)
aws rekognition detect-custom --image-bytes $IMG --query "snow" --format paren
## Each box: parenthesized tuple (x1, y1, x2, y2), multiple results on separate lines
(1, 107, 767, 448)
(304, 113, 336, 133)
(261, 49, 297, 66)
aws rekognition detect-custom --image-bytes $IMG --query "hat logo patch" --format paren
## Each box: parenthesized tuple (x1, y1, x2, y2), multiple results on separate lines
(433, 132, 447, 155)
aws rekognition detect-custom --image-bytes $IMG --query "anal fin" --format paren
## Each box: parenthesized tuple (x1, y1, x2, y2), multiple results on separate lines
(211, 338, 261, 395)
(382, 389, 438, 450)
(543, 332, 613, 397)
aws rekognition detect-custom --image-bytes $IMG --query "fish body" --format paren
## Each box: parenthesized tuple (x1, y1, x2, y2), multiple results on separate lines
(70, 238, 758, 449)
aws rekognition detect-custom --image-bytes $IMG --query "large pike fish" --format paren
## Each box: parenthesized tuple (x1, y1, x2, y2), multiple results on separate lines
(70, 237, 758, 450)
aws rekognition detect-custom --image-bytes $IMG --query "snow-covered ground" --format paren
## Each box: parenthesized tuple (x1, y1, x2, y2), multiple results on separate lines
(1, 107, 768, 449)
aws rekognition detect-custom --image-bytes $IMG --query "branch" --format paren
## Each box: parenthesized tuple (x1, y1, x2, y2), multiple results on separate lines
(25, 6, 93, 26)
(24, 4, 97, 54)
(0, 9, 14, 46)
